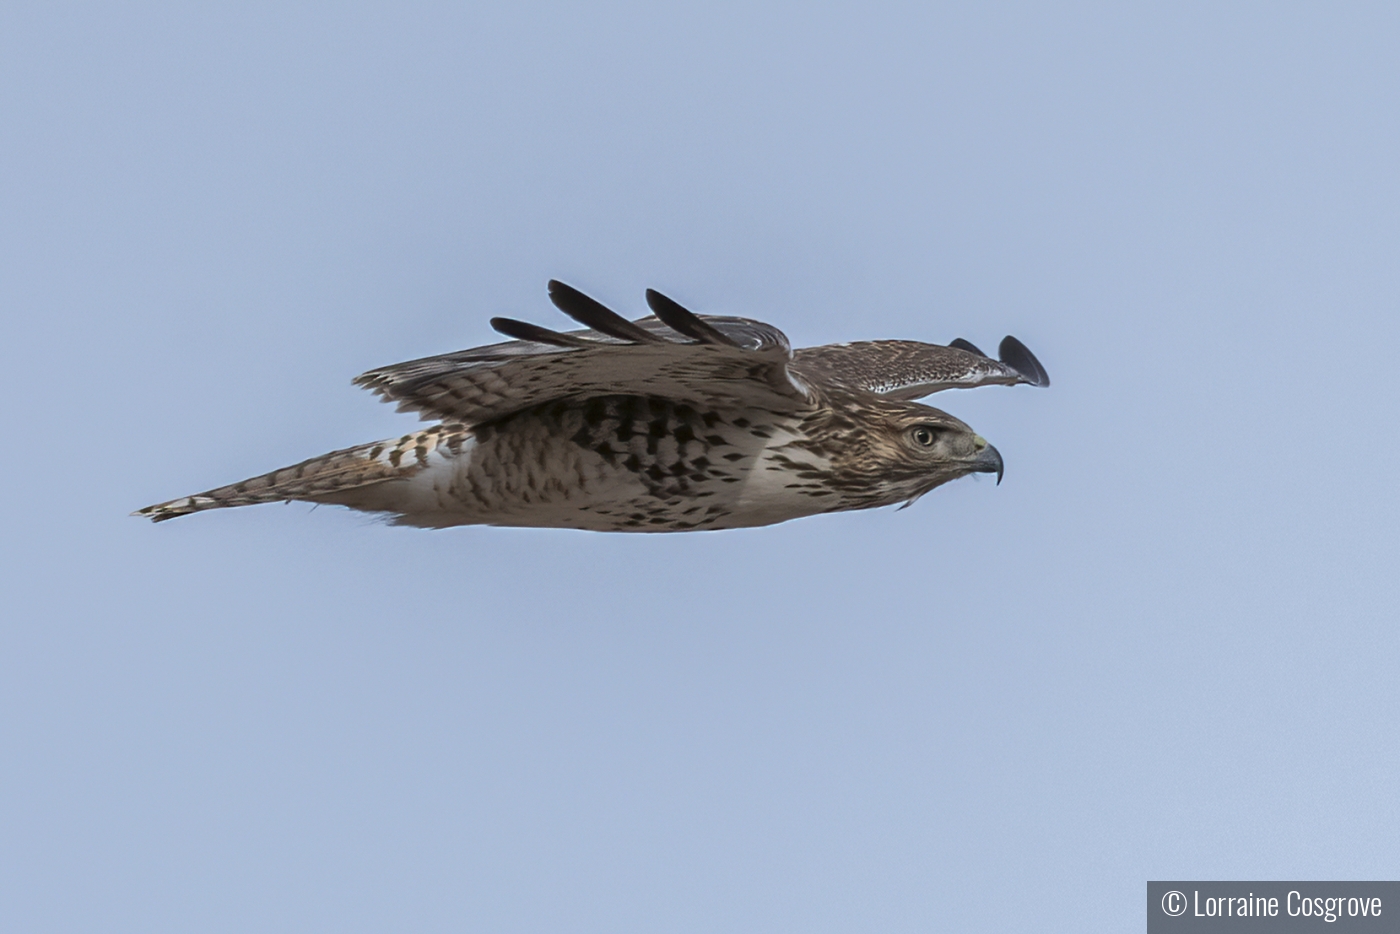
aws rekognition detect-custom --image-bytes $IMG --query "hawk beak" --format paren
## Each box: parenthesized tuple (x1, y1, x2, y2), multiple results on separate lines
(970, 442, 1004, 485)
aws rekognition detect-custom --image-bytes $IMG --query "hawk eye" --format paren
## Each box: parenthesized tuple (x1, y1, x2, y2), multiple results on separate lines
(911, 426, 939, 447)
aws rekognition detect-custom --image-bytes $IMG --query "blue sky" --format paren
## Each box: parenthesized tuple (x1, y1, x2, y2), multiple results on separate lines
(2, 3, 1397, 931)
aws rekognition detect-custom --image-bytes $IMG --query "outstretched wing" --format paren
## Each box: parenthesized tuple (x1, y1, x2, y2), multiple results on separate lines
(355, 281, 813, 425)
(790, 335, 1049, 400)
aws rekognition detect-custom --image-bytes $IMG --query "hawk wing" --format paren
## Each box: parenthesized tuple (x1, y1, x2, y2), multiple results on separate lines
(355, 281, 813, 425)
(790, 335, 1049, 400)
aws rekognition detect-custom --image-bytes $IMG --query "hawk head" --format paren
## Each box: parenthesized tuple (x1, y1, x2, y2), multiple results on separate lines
(814, 396, 1004, 511)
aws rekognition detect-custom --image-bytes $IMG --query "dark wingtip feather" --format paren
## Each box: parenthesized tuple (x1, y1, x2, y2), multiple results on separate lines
(645, 289, 742, 347)
(546, 280, 664, 343)
(998, 336, 1050, 387)
(949, 338, 988, 357)
(490, 316, 593, 347)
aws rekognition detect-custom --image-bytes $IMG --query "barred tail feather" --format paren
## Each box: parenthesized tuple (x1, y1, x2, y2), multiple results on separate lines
(133, 425, 468, 522)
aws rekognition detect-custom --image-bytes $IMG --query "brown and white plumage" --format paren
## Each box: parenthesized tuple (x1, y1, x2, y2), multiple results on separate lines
(135, 280, 1048, 531)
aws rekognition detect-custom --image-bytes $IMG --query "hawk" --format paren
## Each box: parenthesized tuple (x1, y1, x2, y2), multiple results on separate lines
(135, 281, 1049, 531)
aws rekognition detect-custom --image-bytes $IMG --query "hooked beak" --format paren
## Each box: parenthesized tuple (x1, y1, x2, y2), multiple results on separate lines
(969, 440, 1004, 485)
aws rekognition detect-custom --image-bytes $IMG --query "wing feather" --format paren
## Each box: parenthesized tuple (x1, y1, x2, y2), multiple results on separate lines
(547, 280, 666, 344)
(791, 337, 1049, 399)
(948, 338, 987, 357)
(488, 317, 594, 347)
(355, 287, 810, 425)
(997, 336, 1051, 387)
(645, 289, 743, 347)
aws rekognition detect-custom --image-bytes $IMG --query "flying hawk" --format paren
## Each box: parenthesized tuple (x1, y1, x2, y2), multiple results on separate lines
(136, 281, 1049, 531)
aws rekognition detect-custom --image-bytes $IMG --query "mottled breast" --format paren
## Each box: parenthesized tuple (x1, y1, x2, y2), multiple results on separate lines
(454, 395, 807, 531)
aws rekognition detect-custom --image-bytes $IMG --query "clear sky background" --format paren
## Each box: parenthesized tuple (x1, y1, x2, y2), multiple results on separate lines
(2, 3, 1397, 932)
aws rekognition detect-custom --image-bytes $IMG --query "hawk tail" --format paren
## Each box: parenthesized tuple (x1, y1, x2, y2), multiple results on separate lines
(133, 425, 468, 522)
